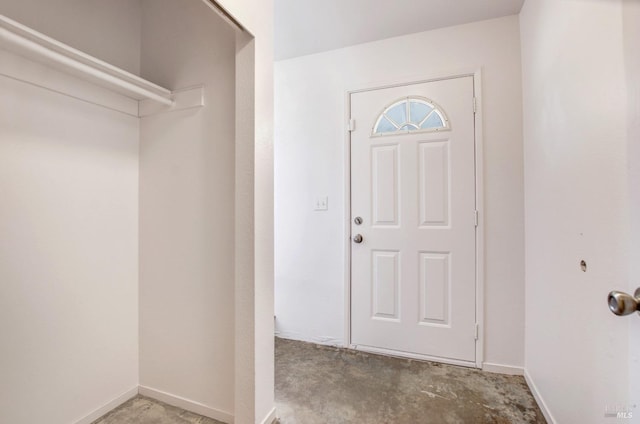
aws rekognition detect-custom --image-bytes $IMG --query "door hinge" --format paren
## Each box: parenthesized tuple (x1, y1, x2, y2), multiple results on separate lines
(474, 210, 479, 227)
(473, 97, 478, 114)
(349, 118, 356, 132)
(475, 323, 479, 340)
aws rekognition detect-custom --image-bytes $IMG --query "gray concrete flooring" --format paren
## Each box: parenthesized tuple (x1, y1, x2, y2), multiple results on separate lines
(92, 396, 224, 424)
(275, 338, 546, 424)
(93, 338, 545, 423)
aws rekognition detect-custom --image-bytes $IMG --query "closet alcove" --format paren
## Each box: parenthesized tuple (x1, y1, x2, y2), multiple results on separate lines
(0, 1, 241, 422)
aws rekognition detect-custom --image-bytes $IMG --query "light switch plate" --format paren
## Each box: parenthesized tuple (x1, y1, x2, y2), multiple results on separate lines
(314, 196, 328, 211)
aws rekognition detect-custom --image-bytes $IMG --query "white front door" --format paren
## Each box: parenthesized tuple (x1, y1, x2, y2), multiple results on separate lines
(350, 76, 477, 364)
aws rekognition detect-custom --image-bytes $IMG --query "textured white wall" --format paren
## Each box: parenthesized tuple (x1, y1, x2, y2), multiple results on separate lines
(274, 15, 525, 368)
(138, 0, 236, 418)
(521, 0, 634, 422)
(0, 4, 141, 421)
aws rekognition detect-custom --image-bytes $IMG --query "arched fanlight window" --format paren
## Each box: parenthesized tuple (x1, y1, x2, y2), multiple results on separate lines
(372, 97, 449, 136)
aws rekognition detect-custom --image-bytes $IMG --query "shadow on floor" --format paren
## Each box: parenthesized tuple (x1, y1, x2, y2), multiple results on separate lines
(275, 337, 546, 424)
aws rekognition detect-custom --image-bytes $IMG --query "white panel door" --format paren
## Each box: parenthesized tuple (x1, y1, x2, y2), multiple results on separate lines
(350, 77, 477, 363)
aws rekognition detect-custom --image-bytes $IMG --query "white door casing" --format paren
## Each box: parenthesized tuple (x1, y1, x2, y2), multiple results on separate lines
(350, 76, 477, 364)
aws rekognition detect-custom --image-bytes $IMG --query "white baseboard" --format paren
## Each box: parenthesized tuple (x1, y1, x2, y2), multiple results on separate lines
(73, 386, 138, 424)
(482, 362, 524, 376)
(139, 385, 234, 424)
(275, 332, 344, 347)
(524, 369, 556, 424)
(259, 407, 278, 424)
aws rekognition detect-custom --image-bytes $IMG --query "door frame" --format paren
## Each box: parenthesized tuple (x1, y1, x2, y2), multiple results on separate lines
(343, 69, 485, 369)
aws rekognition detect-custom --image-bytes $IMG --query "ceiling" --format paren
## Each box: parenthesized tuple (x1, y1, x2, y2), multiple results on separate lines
(275, 0, 525, 60)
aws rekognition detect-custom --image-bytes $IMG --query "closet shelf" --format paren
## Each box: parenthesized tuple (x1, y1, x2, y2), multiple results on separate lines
(0, 14, 174, 106)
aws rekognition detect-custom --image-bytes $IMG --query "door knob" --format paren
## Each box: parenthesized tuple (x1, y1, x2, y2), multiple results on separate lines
(608, 288, 640, 316)
(353, 234, 363, 244)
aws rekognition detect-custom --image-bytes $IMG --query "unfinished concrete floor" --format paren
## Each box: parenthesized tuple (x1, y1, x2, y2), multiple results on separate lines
(275, 338, 546, 424)
(93, 338, 544, 423)
(92, 396, 224, 424)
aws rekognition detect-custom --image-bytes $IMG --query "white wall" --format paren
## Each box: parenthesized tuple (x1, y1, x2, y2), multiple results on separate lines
(138, 0, 236, 419)
(0, 3, 140, 422)
(214, 0, 276, 421)
(274, 15, 525, 368)
(520, 1, 634, 422)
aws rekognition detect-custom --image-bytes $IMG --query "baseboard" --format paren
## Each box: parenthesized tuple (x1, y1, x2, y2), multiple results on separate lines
(259, 406, 278, 424)
(524, 369, 556, 424)
(482, 362, 524, 376)
(139, 385, 234, 424)
(73, 386, 138, 424)
(275, 332, 344, 347)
